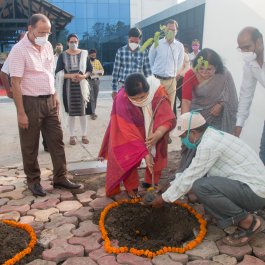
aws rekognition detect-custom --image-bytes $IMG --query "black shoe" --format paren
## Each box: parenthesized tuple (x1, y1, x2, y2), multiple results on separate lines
(91, 114, 97, 120)
(53, 178, 81, 189)
(141, 181, 151, 189)
(28, 183, 46, 197)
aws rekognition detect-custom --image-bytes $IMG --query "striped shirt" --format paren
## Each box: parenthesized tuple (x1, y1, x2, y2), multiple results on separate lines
(162, 127, 265, 202)
(112, 45, 152, 92)
(8, 32, 55, 96)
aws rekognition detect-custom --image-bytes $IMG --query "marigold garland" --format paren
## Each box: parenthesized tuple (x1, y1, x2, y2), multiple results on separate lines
(1, 220, 37, 265)
(99, 198, 207, 258)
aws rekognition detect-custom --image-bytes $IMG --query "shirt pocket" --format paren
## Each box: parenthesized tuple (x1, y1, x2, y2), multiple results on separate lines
(134, 56, 143, 71)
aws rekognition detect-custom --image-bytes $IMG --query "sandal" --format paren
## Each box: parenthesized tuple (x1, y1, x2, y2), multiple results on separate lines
(82, 136, 89, 144)
(69, 137, 76, 145)
(223, 215, 265, 247)
(127, 189, 141, 199)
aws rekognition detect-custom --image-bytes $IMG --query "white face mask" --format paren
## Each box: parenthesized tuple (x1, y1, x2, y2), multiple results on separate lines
(69, 43, 78, 50)
(128, 42, 139, 51)
(242, 51, 257, 63)
(35, 36, 48, 47)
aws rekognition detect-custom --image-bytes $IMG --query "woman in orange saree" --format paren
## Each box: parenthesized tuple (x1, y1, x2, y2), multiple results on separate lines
(99, 73, 176, 198)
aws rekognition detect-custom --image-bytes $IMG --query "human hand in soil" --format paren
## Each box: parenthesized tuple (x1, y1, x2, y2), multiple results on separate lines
(145, 154, 154, 173)
(151, 194, 164, 208)
(145, 130, 162, 149)
(210, 103, 223, 116)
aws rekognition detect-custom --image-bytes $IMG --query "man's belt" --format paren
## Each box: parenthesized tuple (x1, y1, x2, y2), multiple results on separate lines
(154, 74, 174, 80)
(38, 95, 51, 98)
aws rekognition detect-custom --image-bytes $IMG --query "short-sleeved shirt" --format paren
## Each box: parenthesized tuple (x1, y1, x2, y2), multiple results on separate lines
(182, 69, 199, 101)
(8, 32, 55, 96)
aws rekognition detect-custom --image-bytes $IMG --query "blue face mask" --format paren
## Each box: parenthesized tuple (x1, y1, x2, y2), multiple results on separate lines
(181, 132, 200, 149)
(180, 112, 201, 149)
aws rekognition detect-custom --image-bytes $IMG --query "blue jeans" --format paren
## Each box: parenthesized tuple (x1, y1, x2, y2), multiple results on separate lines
(260, 121, 265, 165)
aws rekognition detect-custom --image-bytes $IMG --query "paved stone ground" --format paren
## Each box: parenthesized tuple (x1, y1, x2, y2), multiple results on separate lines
(1, 167, 265, 265)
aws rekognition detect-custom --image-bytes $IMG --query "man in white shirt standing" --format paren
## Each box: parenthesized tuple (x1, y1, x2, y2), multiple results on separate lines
(188, 39, 200, 65)
(234, 27, 265, 165)
(151, 112, 265, 247)
(149, 19, 184, 110)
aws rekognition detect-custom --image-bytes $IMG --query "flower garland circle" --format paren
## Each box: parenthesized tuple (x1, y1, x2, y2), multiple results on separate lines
(99, 199, 207, 258)
(1, 220, 37, 265)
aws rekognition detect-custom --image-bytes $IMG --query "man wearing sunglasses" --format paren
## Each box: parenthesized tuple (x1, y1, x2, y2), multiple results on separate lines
(152, 112, 265, 247)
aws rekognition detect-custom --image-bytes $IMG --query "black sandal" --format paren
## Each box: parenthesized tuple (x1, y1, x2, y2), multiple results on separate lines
(223, 215, 265, 247)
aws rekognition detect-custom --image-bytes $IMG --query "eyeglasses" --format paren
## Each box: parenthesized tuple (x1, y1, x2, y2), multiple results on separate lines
(33, 32, 52, 37)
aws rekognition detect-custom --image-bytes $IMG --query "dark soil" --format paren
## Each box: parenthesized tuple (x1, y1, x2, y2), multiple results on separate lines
(0, 222, 44, 265)
(99, 203, 199, 252)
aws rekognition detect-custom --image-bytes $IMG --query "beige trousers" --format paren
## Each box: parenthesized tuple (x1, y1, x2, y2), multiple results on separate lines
(160, 78, 176, 110)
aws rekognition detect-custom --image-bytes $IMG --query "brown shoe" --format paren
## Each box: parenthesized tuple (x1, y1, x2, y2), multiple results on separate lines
(91, 114, 97, 120)
(53, 178, 81, 189)
(69, 137, 76, 145)
(82, 136, 89, 144)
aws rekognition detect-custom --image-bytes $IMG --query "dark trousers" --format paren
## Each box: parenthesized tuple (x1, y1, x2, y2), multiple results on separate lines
(19, 95, 67, 184)
(192, 176, 265, 229)
(89, 79, 100, 113)
(173, 77, 183, 116)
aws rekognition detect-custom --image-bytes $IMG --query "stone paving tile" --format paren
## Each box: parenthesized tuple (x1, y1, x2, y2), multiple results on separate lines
(51, 189, 74, 201)
(237, 254, 265, 265)
(167, 253, 189, 264)
(186, 261, 220, 265)
(0, 185, 15, 193)
(0, 204, 30, 215)
(45, 214, 78, 229)
(0, 198, 9, 206)
(42, 238, 84, 263)
(68, 232, 102, 254)
(72, 220, 99, 237)
(96, 187, 106, 198)
(31, 198, 60, 210)
(89, 247, 112, 261)
(186, 240, 219, 260)
(40, 223, 76, 248)
(116, 253, 152, 265)
(20, 215, 35, 224)
(89, 197, 114, 210)
(40, 181, 54, 192)
(152, 254, 183, 265)
(29, 221, 45, 235)
(7, 195, 35, 206)
(56, 200, 82, 212)
(62, 257, 98, 265)
(76, 190, 96, 206)
(216, 239, 252, 261)
(0, 187, 26, 199)
(212, 254, 237, 265)
(249, 233, 265, 261)
(204, 225, 226, 241)
(26, 259, 56, 265)
(97, 256, 120, 265)
(33, 193, 61, 204)
(27, 208, 60, 222)
(64, 206, 93, 221)
(0, 211, 20, 221)
(0, 176, 17, 185)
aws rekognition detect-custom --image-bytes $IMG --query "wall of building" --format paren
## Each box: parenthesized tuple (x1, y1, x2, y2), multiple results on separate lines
(130, 0, 178, 26)
(202, 0, 265, 153)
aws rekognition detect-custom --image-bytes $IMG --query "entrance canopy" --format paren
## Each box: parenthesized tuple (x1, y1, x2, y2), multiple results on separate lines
(0, 0, 73, 48)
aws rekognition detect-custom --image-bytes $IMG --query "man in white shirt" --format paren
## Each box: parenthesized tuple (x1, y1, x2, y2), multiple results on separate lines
(188, 39, 200, 65)
(152, 112, 265, 247)
(149, 19, 184, 109)
(234, 27, 265, 165)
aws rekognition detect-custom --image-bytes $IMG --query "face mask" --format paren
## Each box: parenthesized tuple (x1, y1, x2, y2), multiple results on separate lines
(192, 45, 199, 51)
(55, 48, 62, 54)
(181, 133, 199, 149)
(69, 43, 78, 50)
(35, 36, 48, 47)
(242, 51, 257, 63)
(128, 42, 139, 51)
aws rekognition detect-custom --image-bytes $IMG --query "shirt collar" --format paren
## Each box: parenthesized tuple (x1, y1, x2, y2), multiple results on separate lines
(162, 38, 177, 44)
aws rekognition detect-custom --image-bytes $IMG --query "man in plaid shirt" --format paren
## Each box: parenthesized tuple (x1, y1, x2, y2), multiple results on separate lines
(111, 27, 152, 99)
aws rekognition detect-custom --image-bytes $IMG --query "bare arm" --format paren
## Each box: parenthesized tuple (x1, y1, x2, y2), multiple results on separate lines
(11, 76, 28, 129)
(0, 71, 13, 98)
(181, 99, 191, 114)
